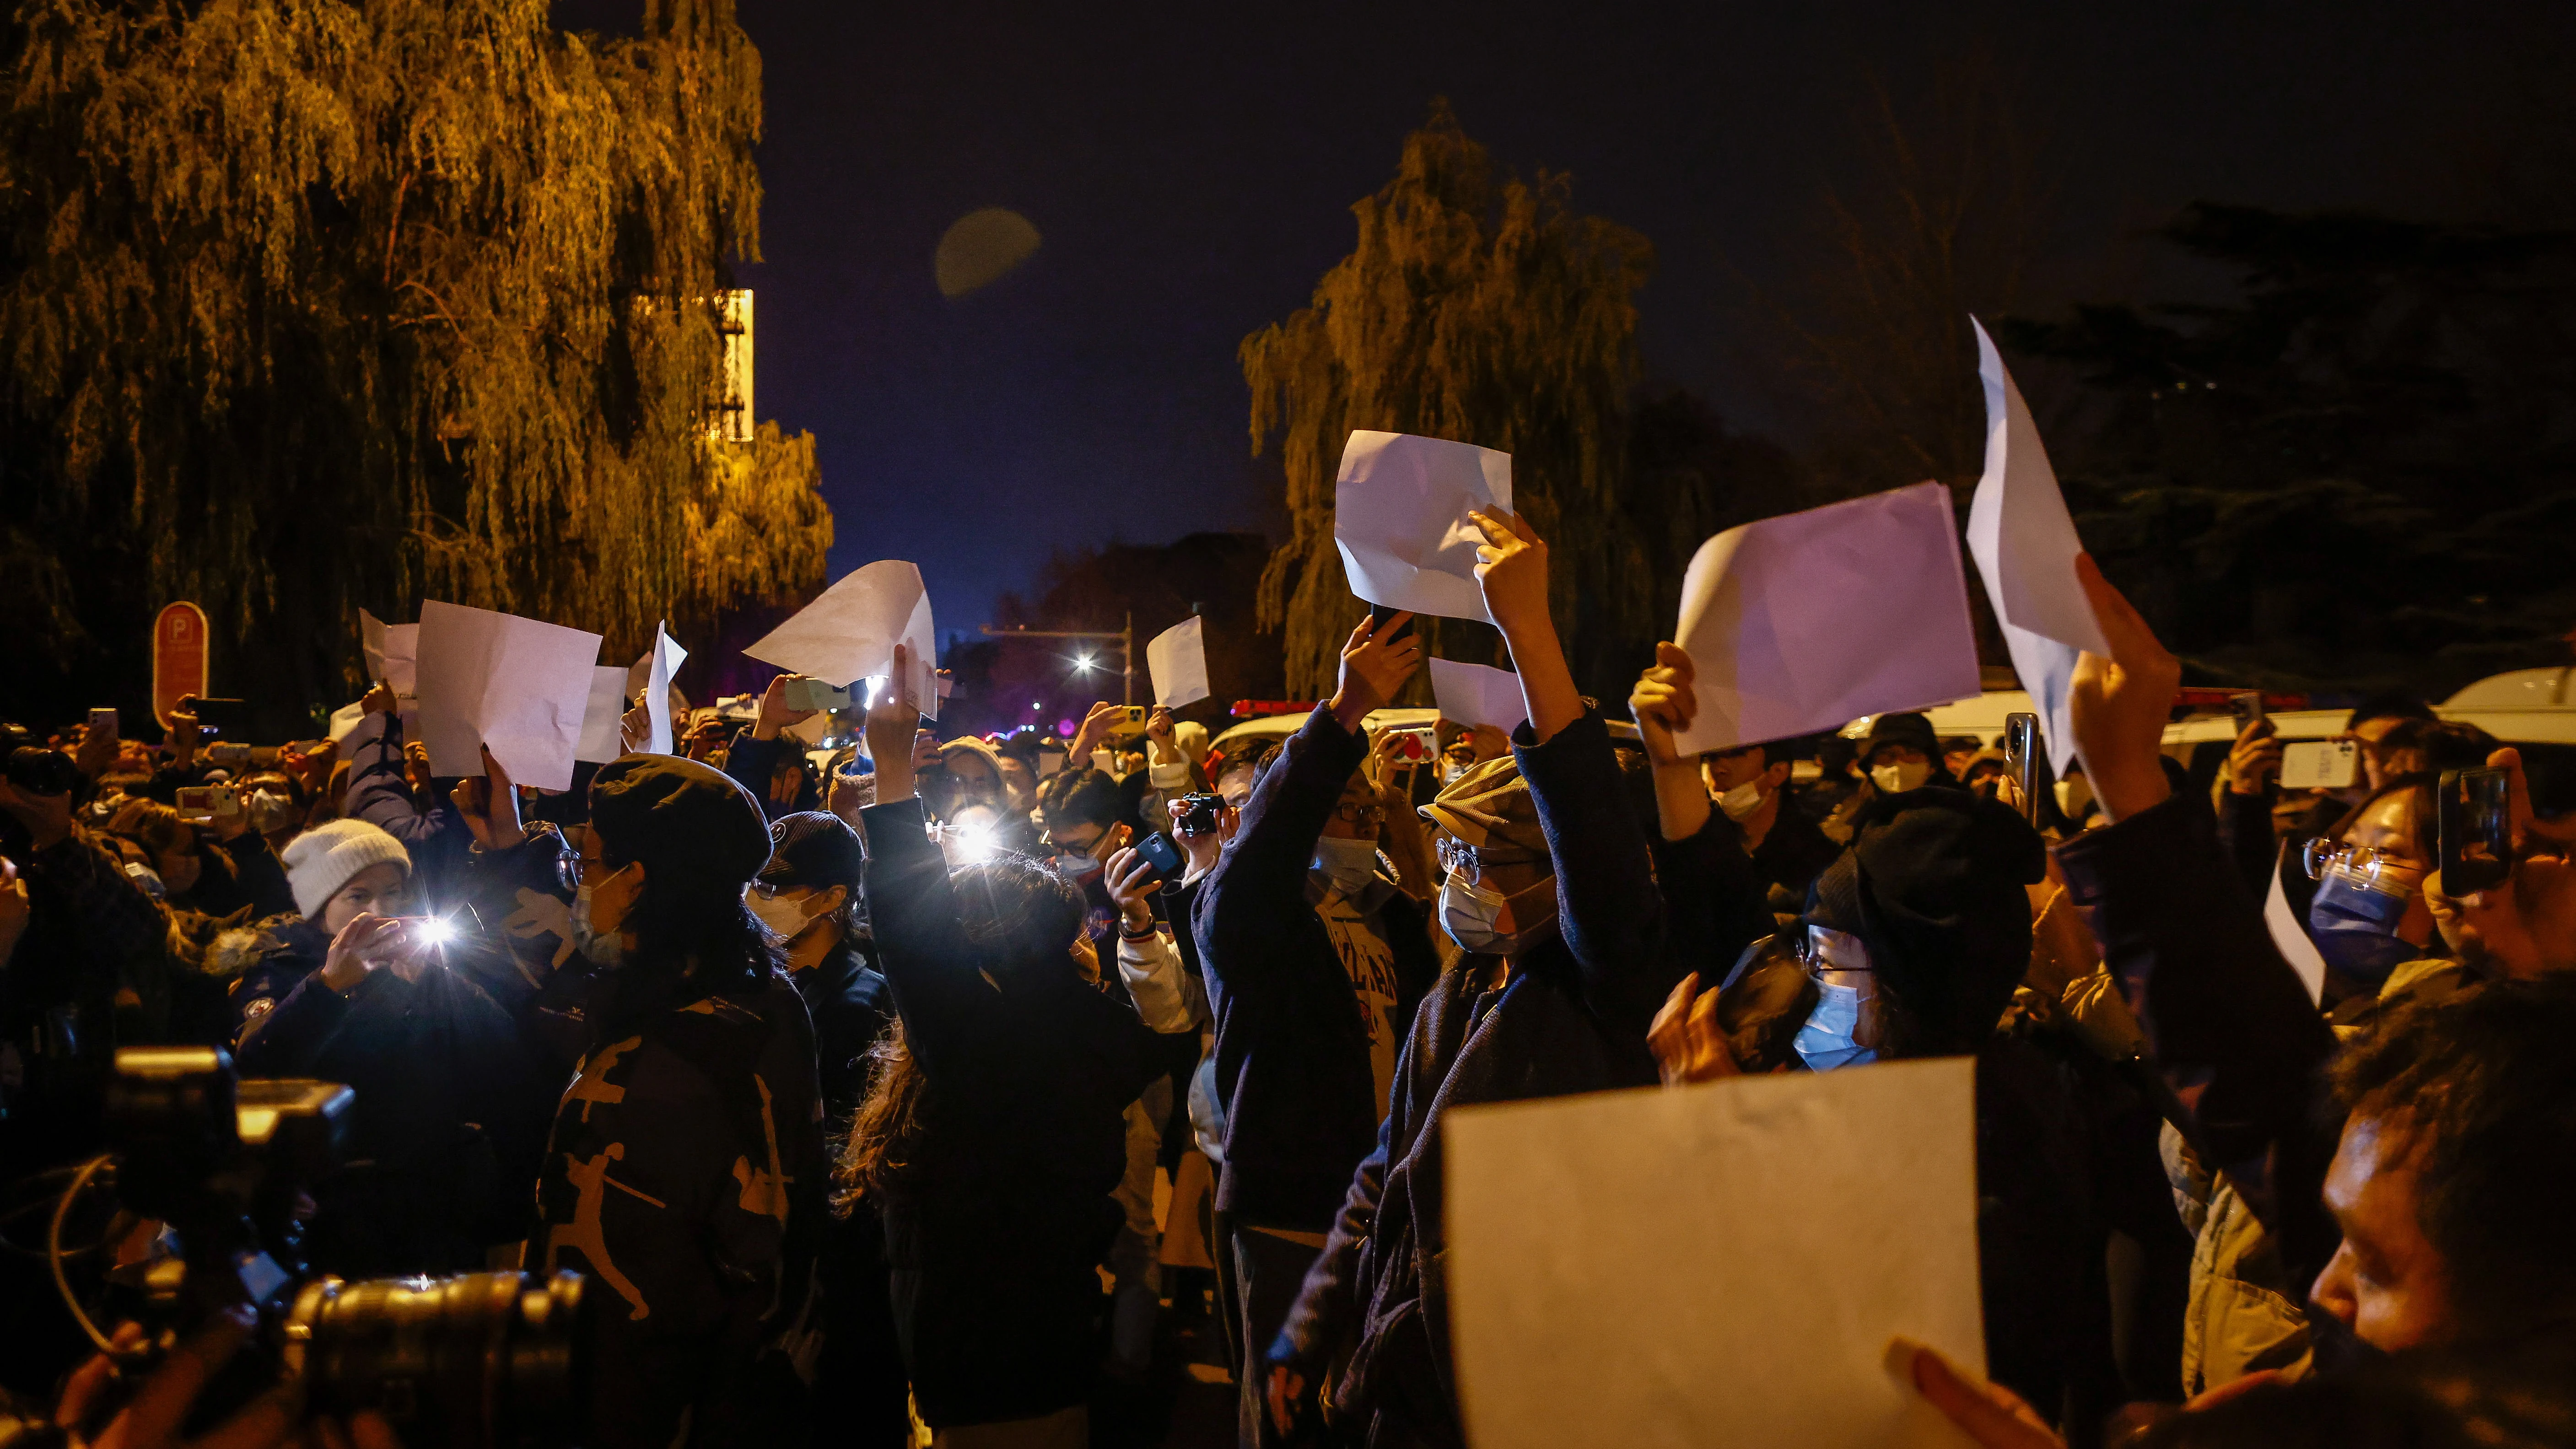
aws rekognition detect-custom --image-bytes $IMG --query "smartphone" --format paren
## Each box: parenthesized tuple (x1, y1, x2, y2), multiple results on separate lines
(2227, 691, 2265, 732)
(2439, 767, 2511, 896)
(1385, 725, 1437, 766)
(180, 695, 250, 732)
(2281, 740, 2360, 791)
(1134, 831, 1186, 881)
(174, 785, 239, 824)
(2004, 712, 2040, 825)
(1367, 602, 1417, 643)
(1105, 706, 1150, 740)
(785, 678, 855, 712)
(88, 707, 118, 738)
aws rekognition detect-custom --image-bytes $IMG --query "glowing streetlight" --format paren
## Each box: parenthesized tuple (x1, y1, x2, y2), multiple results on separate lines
(1074, 653, 1095, 672)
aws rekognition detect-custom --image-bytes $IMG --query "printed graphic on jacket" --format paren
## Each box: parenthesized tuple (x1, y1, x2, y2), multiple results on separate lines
(1317, 890, 1402, 1122)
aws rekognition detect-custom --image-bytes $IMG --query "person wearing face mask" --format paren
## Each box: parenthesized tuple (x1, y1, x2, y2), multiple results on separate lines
(1655, 783, 2110, 1432)
(1188, 610, 1442, 1442)
(461, 750, 826, 1449)
(1702, 738, 1838, 909)
(232, 768, 310, 855)
(1859, 711, 1956, 798)
(213, 817, 548, 1279)
(1263, 508, 1689, 1449)
(1036, 765, 1136, 959)
(102, 795, 296, 920)
(2290, 722, 2500, 1010)
(749, 811, 911, 1449)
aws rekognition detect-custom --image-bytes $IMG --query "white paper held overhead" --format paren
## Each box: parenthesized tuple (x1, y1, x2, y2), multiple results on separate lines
(380, 624, 418, 698)
(1447, 1060, 1986, 1449)
(411, 601, 604, 792)
(1965, 317, 2108, 777)
(1670, 482, 1983, 756)
(1425, 658, 1528, 735)
(646, 621, 689, 755)
(359, 610, 388, 685)
(747, 560, 937, 716)
(1332, 431, 1511, 624)
(1146, 616, 1211, 709)
(574, 666, 632, 764)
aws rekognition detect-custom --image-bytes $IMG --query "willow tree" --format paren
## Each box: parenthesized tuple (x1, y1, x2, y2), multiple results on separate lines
(0, 0, 826, 723)
(1241, 102, 1654, 701)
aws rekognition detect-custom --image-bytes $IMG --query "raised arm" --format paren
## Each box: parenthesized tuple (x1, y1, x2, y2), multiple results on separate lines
(854, 647, 994, 1077)
(1470, 508, 1672, 1029)
(2053, 555, 2338, 1264)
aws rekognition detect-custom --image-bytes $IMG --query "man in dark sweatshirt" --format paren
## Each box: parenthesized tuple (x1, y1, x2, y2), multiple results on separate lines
(1193, 609, 1441, 1444)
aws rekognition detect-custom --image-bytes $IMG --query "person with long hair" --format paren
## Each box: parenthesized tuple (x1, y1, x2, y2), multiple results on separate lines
(475, 751, 825, 1449)
(838, 646, 1189, 1448)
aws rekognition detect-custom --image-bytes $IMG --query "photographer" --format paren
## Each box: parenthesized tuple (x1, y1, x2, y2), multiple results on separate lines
(219, 812, 548, 1277)
(101, 797, 295, 921)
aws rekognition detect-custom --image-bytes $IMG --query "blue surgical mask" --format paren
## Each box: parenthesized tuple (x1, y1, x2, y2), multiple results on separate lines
(1313, 838, 1380, 893)
(2307, 870, 2419, 985)
(1793, 979, 1878, 1071)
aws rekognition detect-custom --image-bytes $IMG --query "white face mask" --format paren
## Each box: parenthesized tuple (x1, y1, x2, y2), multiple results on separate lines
(569, 862, 640, 969)
(1871, 760, 1932, 795)
(1718, 778, 1767, 822)
(747, 888, 819, 941)
(1313, 837, 1380, 893)
(1437, 870, 1557, 956)
(2054, 776, 2094, 821)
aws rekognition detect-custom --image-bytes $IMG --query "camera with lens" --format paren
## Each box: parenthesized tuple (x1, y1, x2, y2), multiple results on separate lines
(1175, 792, 1224, 838)
(63, 1048, 589, 1449)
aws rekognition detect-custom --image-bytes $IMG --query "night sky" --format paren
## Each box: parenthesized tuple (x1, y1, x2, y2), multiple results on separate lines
(590, 1, 2574, 635)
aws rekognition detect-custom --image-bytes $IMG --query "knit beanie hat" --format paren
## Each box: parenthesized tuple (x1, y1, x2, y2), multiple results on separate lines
(281, 819, 412, 920)
(589, 755, 773, 895)
(1859, 711, 1941, 766)
(1807, 792, 2045, 1048)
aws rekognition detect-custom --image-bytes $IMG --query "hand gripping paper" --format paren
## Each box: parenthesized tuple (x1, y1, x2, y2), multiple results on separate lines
(1965, 317, 2110, 777)
(1332, 431, 1512, 624)
(1670, 483, 1983, 756)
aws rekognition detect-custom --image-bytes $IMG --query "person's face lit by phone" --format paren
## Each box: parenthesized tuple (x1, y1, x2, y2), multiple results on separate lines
(319, 860, 412, 934)
(1320, 767, 1385, 842)
(943, 750, 1000, 807)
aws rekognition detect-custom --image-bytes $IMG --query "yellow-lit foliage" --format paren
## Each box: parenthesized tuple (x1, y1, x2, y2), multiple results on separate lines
(1240, 102, 1654, 699)
(0, 0, 825, 701)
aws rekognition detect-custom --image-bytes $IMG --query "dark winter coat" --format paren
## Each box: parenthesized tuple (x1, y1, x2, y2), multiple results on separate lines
(1191, 706, 1444, 1231)
(223, 914, 552, 1277)
(1272, 712, 1683, 1449)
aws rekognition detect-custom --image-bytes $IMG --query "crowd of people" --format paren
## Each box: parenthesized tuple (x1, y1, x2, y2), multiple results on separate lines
(3, 509, 2573, 1449)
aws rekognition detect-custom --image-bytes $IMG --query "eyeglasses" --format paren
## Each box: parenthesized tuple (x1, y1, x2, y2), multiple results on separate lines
(1790, 924, 1872, 978)
(1435, 834, 1543, 884)
(1333, 801, 1386, 827)
(554, 852, 620, 893)
(2301, 839, 2425, 892)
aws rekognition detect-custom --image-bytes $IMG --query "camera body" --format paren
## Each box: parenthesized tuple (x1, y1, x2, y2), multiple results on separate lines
(1175, 792, 1224, 838)
(88, 1049, 588, 1449)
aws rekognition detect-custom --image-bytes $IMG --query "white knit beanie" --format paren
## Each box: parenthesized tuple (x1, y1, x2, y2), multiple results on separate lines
(280, 819, 412, 919)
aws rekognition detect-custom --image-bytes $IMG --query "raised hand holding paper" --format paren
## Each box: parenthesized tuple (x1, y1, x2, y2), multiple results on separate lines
(1426, 657, 1529, 735)
(1670, 483, 1983, 756)
(1446, 1059, 1985, 1449)
(746, 559, 938, 716)
(412, 600, 604, 791)
(1146, 616, 1210, 708)
(1333, 430, 1512, 623)
(575, 665, 631, 764)
(1966, 317, 2108, 777)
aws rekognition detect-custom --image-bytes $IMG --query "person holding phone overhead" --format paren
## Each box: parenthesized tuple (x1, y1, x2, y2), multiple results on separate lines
(1191, 607, 1444, 1443)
